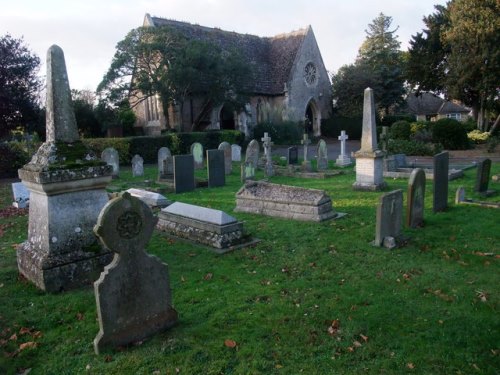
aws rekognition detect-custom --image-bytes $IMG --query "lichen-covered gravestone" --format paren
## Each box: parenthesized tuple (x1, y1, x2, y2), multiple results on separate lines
(261, 132, 274, 177)
(157, 147, 172, 179)
(474, 158, 493, 195)
(93, 192, 178, 354)
(245, 140, 260, 169)
(241, 161, 255, 182)
(191, 142, 204, 169)
(101, 148, 119, 178)
(301, 134, 312, 172)
(218, 142, 232, 175)
(317, 139, 328, 170)
(17, 45, 112, 292)
(374, 189, 403, 248)
(131, 155, 144, 177)
(406, 168, 426, 228)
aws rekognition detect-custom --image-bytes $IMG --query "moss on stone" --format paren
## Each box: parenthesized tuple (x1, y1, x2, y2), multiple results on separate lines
(47, 141, 107, 170)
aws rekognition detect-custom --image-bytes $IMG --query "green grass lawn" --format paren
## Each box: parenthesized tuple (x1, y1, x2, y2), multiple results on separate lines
(1, 163, 499, 374)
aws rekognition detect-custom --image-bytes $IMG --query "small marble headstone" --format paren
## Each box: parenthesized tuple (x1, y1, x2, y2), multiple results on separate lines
(288, 146, 298, 165)
(231, 144, 242, 162)
(12, 182, 30, 208)
(241, 161, 255, 182)
(317, 139, 328, 171)
(433, 151, 449, 213)
(191, 142, 204, 169)
(93, 192, 178, 354)
(407, 168, 426, 228)
(218, 142, 232, 175)
(131, 155, 144, 177)
(101, 148, 120, 178)
(207, 149, 225, 188)
(474, 158, 492, 194)
(173, 155, 195, 193)
(375, 189, 403, 248)
(158, 147, 172, 178)
(245, 140, 260, 169)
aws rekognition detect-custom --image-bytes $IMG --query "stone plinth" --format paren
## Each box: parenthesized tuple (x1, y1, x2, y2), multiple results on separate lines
(352, 151, 386, 191)
(17, 165, 113, 292)
(157, 202, 250, 252)
(235, 181, 344, 222)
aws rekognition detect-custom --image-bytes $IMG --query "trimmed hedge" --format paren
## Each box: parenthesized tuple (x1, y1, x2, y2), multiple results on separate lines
(431, 118, 470, 150)
(82, 130, 244, 164)
(388, 139, 441, 156)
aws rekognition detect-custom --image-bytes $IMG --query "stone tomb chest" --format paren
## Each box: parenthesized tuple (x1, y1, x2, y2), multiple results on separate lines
(235, 181, 342, 222)
(157, 202, 250, 252)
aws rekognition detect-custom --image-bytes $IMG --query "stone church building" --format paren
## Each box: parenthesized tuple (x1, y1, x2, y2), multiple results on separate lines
(132, 14, 331, 137)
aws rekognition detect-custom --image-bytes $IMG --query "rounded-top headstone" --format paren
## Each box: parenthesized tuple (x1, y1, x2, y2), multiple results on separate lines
(45, 45, 79, 143)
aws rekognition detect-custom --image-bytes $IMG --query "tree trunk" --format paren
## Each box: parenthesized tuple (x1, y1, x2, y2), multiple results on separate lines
(488, 114, 500, 136)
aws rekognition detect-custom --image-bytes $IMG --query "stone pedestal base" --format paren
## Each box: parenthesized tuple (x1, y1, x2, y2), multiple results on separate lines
(302, 160, 312, 172)
(353, 151, 386, 191)
(335, 155, 352, 167)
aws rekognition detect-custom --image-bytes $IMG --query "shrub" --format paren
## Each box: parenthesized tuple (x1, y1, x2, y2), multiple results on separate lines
(467, 129, 489, 144)
(320, 115, 362, 140)
(0, 142, 29, 178)
(82, 138, 131, 164)
(487, 136, 499, 153)
(379, 115, 414, 127)
(432, 118, 470, 150)
(387, 139, 441, 156)
(253, 121, 302, 145)
(389, 121, 411, 140)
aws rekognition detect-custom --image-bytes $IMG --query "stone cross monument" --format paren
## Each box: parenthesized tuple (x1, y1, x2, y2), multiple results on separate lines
(352, 88, 386, 191)
(17, 45, 113, 292)
(301, 133, 312, 172)
(261, 132, 274, 177)
(335, 130, 352, 167)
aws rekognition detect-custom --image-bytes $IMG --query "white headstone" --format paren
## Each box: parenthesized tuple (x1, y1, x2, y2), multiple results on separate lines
(12, 182, 30, 208)
(158, 147, 171, 176)
(162, 202, 237, 225)
(131, 155, 144, 177)
(335, 130, 352, 167)
(231, 144, 242, 162)
(126, 188, 171, 208)
(101, 148, 120, 177)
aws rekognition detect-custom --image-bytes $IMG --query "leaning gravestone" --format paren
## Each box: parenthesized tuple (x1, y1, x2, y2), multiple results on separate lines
(474, 158, 492, 195)
(17, 45, 112, 292)
(241, 161, 255, 182)
(288, 146, 298, 165)
(406, 168, 426, 228)
(101, 148, 119, 178)
(231, 144, 242, 162)
(158, 147, 172, 179)
(218, 142, 232, 175)
(191, 142, 204, 169)
(353, 88, 386, 191)
(12, 182, 30, 209)
(173, 155, 195, 193)
(93, 192, 178, 354)
(207, 149, 225, 188)
(317, 139, 328, 171)
(131, 155, 144, 177)
(433, 151, 449, 213)
(245, 139, 260, 169)
(374, 189, 403, 248)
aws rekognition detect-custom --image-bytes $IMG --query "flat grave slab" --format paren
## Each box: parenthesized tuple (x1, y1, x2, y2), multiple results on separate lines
(126, 188, 171, 208)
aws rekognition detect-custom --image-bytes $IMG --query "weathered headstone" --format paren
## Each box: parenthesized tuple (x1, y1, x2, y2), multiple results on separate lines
(158, 147, 172, 179)
(317, 139, 328, 171)
(353, 88, 386, 191)
(235, 181, 345, 222)
(288, 146, 298, 165)
(231, 144, 242, 162)
(101, 148, 120, 178)
(261, 132, 274, 177)
(380, 126, 389, 153)
(374, 189, 403, 248)
(12, 182, 30, 208)
(433, 151, 449, 213)
(191, 142, 204, 169)
(406, 168, 426, 228)
(474, 158, 492, 194)
(93, 192, 178, 354)
(218, 142, 232, 175)
(241, 161, 255, 182)
(17, 45, 112, 292)
(207, 149, 225, 188)
(157, 202, 252, 252)
(335, 130, 352, 167)
(301, 133, 312, 172)
(126, 188, 171, 208)
(131, 155, 144, 177)
(245, 139, 260, 169)
(173, 155, 195, 193)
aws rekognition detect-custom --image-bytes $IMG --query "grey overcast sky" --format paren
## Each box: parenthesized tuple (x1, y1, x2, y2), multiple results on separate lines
(1, 0, 448, 92)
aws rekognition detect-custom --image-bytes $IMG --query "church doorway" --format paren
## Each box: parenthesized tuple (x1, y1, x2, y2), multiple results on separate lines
(304, 99, 320, 136)
(220, 106, 235, 130)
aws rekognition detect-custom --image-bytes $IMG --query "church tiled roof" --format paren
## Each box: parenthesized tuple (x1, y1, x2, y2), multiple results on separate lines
(149, 16, 307, 95)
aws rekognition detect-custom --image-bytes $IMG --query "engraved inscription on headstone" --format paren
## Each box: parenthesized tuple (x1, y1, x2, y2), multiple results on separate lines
(231, 144, 242, 162)
(375, 189, 403, 248)
(158, 147, 172, 178)
(317, 139, 328, 170)
(131, 155, 144, 177)
(245, 139, 260, 169)
(101, 148, 119, 178)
